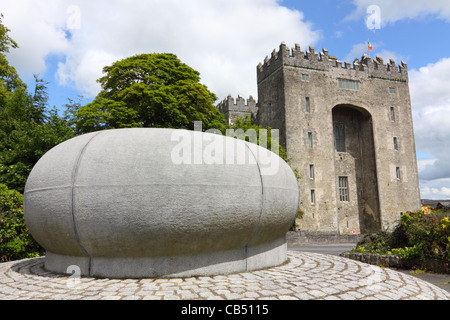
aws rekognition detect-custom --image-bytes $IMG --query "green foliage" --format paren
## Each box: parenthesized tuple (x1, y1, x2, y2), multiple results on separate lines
(227, 115, 300, 179)
(0, 184, 44, 262)
(0, 14, 18, 54)
(71, 53, 226, 134)
(0, 76, 75, 193)
(0, 17, 75, 193)
(0, 18, 70, 261)
(352, 231, 392, 255)
(396, 209, 450, 260)
(353, 209, 450, 261)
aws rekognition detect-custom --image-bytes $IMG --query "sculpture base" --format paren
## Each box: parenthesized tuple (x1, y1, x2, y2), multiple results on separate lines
(44, 237, 287, 279)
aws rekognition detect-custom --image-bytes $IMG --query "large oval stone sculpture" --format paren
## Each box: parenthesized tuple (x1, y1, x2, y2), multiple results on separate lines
(23, 128, 299, 278)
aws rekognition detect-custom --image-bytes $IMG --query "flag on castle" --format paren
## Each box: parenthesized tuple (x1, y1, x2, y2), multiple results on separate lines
(368, 39, 373, 52)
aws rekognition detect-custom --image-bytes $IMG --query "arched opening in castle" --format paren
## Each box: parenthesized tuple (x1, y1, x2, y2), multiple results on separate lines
(332, 105, 380, 235)
(217, 42, 421, 236)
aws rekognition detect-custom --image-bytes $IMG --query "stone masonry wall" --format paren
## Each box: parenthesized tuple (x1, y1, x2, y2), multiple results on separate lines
(255, 43, 421, 235)
(217, 94, 258, 125)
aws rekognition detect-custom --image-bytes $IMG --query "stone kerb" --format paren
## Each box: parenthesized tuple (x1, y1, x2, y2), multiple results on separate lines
(340, 252, 450, 274)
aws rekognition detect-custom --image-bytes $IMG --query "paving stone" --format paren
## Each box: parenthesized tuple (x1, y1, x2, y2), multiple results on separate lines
(0, 251, 448, 300)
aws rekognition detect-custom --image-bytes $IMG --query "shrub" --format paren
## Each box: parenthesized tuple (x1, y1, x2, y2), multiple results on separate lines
(0, 184, 44, 262)
(398, 209, 450, 260)
(353, 231, 391, 255)
(353, 209, 450, 261)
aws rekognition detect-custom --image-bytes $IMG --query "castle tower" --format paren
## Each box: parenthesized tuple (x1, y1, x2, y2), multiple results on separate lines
(255, 42, 421, 235)
(217, 94, 258, 125)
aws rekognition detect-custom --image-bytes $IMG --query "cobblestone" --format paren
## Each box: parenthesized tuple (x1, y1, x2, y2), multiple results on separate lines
(0, 251, 449, 300)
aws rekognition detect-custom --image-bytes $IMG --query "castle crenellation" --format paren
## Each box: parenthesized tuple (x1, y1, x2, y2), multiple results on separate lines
(217, 42, 421, 236)
(257, 42, 408, 83)
(217, 94, 258, 123)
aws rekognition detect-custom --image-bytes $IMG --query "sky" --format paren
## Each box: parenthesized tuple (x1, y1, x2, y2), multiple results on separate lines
(1, 0, 450, 200)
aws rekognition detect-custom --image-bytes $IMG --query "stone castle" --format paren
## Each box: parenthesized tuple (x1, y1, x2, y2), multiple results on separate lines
(217, 42, 421, 235)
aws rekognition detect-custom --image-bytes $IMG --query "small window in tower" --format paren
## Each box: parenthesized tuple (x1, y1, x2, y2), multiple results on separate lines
(393, 137, 398, 150)
(305, 97, 311, 113)
(308, 132, 313, 148)
(334, 123, 345, 152)
(309, 164, 315, 180)
(396, 167, 401, 180)
(390, 107, 396, 121)
(338, 177, 349, 202)
(310, 189, 316, 204)
(302, 74, 310, 82)
(389, 87, 396, 94)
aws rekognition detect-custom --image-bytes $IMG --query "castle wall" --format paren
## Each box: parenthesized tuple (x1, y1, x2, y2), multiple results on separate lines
(217, 95, 258, 125)
(255, 43, 421, 235)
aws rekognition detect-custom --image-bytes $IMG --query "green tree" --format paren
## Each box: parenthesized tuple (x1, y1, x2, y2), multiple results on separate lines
(72, 53, 226, 134)
(0, 14, 17, 54)
(0, 183, 44, 262)
(0, 76, 75, 193)
(226, 115, 286, 160)
(0, 16, 74, 193)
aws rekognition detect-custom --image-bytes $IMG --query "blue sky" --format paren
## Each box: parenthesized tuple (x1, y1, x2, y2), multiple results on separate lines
(2, 0, 450, 199)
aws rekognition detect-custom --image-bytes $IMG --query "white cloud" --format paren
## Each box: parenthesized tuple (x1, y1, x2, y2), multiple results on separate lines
(420, 179, 450, 200)
(1, 0, 321, 100)
(410, 58, 450, 109)
(417, 158, 437, 172)
(1, 0, 70, 80)
(409, 57, 450, 189)
(349, 0, 450, 26)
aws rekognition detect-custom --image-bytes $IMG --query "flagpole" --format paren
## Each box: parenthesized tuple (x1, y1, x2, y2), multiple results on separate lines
(367, 38, 372, 78)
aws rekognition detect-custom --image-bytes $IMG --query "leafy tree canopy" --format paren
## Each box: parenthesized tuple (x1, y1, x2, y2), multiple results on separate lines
(71, 53, 226, 134)
(0, 16, 74, 192)
(227, 115, 300, 179)
(0, 183, 44, 262)
(0, 14, 18, 54)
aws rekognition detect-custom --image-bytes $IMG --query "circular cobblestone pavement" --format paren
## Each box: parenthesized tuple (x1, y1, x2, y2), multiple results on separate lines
(1, 251, 449, 300)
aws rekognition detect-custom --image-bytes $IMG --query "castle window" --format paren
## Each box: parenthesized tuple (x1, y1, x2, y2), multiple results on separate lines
(389, 87, 396, 94)
(338, 78, 360, 91)
(396, 167, 401, 180)
(390, 107, 396, 121)
(338, 177, 349, 202)
(305, 97, 311, 113)
(309, 164, 315, 180)
(310, 189, 316, 204)
(302, 74, 310, 82)
(308, 132, 313, 148)
(334, 123, 345, 152)
(393, 137, 398, 150)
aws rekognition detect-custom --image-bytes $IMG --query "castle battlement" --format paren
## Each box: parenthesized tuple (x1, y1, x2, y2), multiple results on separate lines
(218, 43, 420, 236)
(217, 94, 258, 114)
(217, 94, 258, 125)
(257, 42, 408, 83)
